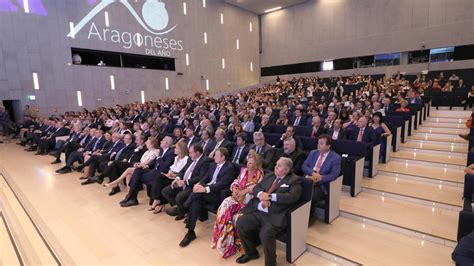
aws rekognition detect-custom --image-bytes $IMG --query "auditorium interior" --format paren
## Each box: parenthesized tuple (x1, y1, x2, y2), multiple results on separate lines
(1, 0, 474, 265)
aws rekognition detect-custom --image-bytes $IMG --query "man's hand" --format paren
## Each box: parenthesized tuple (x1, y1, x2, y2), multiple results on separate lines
(311, 172, 322, 183)
(258, 192, 270, 201)
(261, 200, 271, 209)
(175, 179, 185, 188)
(193, 184, 206, 193)
(107, 161, 113, 166)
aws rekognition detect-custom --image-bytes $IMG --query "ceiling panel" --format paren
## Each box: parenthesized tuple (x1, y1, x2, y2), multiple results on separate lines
(224, 0, 310, 14)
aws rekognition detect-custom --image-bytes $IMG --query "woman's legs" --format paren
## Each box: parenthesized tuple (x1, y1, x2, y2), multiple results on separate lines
(106, 167, 135, 187)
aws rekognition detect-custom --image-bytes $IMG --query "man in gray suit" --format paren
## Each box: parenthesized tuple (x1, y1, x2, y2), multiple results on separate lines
(199, 129, 216, 157)
(236, 157, 302, 266)
(249, 131, 275, 169)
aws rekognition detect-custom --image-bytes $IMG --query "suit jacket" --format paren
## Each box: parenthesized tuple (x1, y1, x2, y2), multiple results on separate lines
(201, 139, 217, 157)
(88, 137, 106, 152)
(327, 128, 345, 140)
(241, 173, 302, 228)
(48, 127, 69, 139)
(199, 161, 236, 193)
(350, 126, 377, 147)
(104, 141, 125, 155)
(310, 126, 327, 138)
(114, 143, 136, 161)
(185, 136, 201, 148)
(211, 139, 234, 155)
(290, 116, 305, 127)
(250, 143, 276, 169)
(150, 148, 175, 173)
(230, 145, 250, 165)
(271, 148, 306, 176)
(302, 150, 341, 193)
(178, 155, 213, 188)
(128, 147, 147, 164)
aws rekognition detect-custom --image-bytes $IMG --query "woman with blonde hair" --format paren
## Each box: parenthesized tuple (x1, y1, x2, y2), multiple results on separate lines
(211, 154, 264, 258)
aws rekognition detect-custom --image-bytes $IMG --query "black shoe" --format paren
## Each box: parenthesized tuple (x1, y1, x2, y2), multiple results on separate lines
(51, 158, 61, 164)
(57, 167, 72, 174)
(119, 197, 130, 204)
(79, 176, 88, 180)
(236, 253, 260, 264)
(459, 134, 469, 141)
(166, 206, 179, 217)
(179, 231, 196, 247)
(56, 166, 67, 173)
(97, 177, 104, 185)
(75, 164, 85, 172)
(176, 213, 186, 221)
(81, 177, 97, 185)
(120, 199, 138, 207)
(108, 186, 121, 196)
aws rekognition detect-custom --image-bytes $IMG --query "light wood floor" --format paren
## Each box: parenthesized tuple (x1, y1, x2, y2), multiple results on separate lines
(391, 150, 466, 166)
(307, 217, 454, 266)
(0, 212, 21, 266)
(0, 143, 333, 265)
(377, 160, 465, 183)
(400, 141, 468, 153)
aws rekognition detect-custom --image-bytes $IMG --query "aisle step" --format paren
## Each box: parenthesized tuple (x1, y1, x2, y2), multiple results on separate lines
(400, 141, 467, 153)
(421, 122, 467, 129)
(410, 134, 467, 144)
(307, 217, 453, 265)
(415, 127, 469, 135)
(391, 150, 466, 166)
(426, 117, 464, 123)
(377, 160, 464, 184)
(340, 193, 458, 241)
(362, 175, 463, 207)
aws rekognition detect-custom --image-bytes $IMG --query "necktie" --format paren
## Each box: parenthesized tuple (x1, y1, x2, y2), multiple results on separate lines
(183, 160, 198, 187)
(314, 153, 324, 173)
(267, 176, 283, 193)
(202, 140, 208, 151)
(357, 129, 364, 142)
(92, 138, 100, 151)
(294, 117, 299, 126)
(256, 146, 262, 154)
(233, 147, 242, 163)
(208, 165, 222, 185)
(115, 144, 127, 160)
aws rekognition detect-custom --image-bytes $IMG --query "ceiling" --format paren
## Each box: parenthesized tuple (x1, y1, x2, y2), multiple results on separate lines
(224, 0, 310, 15)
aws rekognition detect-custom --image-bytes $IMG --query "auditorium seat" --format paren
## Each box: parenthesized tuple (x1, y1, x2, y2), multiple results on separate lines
(457, 174, 474, 241)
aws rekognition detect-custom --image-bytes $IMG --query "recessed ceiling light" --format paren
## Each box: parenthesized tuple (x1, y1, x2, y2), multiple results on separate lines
(264, 6, 282, 13)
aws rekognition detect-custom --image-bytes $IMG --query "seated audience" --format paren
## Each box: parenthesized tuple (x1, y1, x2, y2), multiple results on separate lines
(149, 141, 189, 213)
(235, 157, 302, 266)
(250, 132, 275, 169)
(179, 148, 236, 247)
(301, 135, 341, 215)
(120, 136, 175, 207)
(212, 154, 264, 258)
(272, 138, 305, 176)
(230, 132, 250, 165)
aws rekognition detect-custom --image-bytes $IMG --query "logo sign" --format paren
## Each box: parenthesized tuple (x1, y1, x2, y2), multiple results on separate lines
(68, 0, 183, 57)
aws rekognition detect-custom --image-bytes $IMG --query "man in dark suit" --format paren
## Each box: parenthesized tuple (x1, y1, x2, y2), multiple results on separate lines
(82, 133, 136, 186)
(235, 157, 302, 265)
(164, 143, 213, 220)
(160, 117, 174, 134)
(120, 136, 175, 207)
(35, 121, 69, 155)
(290, 109, 305, 126)
(208, 128, 234, 158)
(230, 132, 249, 165)
(326, 119, 345, 140)
(81, 132, 126, 184)
(302, 135, 341, 214)
(56, 129, 106, 174)
(250, 132, 275, 169)
(178, 148, 236, 247)
(309, 116, 326, 138)
(383, 98, 396, 114)
(51, 124, 89, 164)
(271, 138, 306, 176)
(184, 127, 200, 149)
(199, 129, 216, 157)
(350, 117, 377, 147)
(274, 126, 303, 149)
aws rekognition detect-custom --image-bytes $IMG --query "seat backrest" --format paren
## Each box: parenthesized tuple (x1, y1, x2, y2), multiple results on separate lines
(300, 136, 317, 151)
(299, 177, 313, 203)
(264, 133, 281, 146)
(332, 140, 367, 157)
(273, 125, 287, 134)
(384, 116, 404, 126)
(294, 126, 311, 136)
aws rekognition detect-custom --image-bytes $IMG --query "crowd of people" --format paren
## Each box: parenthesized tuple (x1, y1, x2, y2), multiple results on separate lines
(0, 71, 465, 266)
